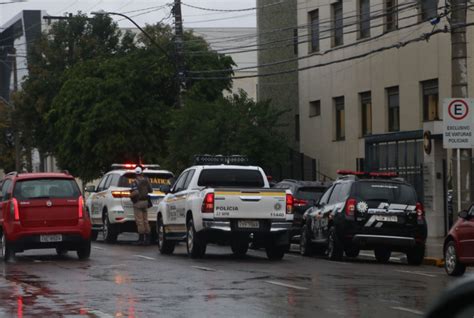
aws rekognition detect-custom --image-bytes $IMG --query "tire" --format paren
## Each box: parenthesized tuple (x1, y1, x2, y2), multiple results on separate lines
(186, 218, 206, 258)
(374, 248, 391, 263)
(231, 239, 249, 257)
(157, 215, 175, 255)
(77, 241, 91, 260)
(90, 230, 99, 242)
(56, 247, 68, 256)
(103, 211, 118, 243)
(300, 225, 313, 257)
(265, 244, 286, 260)
(345, 246, 360, 258)
(1, 232, 15, 262)
(407, 245, 425, 266)
(444, 241, 466, 276)
(327, 227, 343, 261)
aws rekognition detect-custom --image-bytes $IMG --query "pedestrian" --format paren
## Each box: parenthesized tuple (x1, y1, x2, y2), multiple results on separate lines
(131, 165, 153, 245)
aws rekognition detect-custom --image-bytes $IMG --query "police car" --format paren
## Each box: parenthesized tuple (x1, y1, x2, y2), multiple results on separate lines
(85, 164, 174, 243)
(300, 170, 427, 265)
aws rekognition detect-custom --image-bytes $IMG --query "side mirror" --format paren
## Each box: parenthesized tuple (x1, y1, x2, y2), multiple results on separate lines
(458, 210, 469, 219)
(160, 185, 171, 194)
(85, 185, 96, 193)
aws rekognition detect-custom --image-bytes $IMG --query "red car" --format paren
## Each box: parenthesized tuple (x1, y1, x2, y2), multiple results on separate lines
(0, 171, 92, 261)
(444, 205, 474, 276)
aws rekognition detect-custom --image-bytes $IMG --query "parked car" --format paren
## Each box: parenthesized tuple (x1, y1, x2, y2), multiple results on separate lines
(273, 179, 332, 241)
(300, 170, 427, 265)
(0, 171, 92, 261)
(444, 205, 474, 276)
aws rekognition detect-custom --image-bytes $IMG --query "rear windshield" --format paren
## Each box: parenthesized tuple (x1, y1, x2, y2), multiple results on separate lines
(297, 187, 327, 201)
(119, 173, 174, 189)
(198, 169, 265, 188)
(352, 181, 417, 205)
(13, 178, 80, 200)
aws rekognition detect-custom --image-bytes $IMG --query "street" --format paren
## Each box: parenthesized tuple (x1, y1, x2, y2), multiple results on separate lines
(0, 234, 464, 318)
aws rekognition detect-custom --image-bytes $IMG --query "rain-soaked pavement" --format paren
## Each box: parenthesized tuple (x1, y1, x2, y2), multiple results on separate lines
(0, 234, 469, 318)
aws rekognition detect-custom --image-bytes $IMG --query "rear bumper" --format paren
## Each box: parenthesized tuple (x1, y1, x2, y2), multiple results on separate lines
(352, 234, 417, 248)
(202, 220, 292, 232)
(8, 234, 89, 252)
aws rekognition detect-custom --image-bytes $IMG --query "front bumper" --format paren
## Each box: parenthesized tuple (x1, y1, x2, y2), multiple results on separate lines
(202, 220, 292, 232)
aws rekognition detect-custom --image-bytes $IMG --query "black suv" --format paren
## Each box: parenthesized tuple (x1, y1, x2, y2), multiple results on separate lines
(300, 171, 427, 265)
(273, 179, 332, 241)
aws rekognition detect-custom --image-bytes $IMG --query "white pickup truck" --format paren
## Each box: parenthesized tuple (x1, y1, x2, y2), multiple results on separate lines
(156, 160, 294, 260)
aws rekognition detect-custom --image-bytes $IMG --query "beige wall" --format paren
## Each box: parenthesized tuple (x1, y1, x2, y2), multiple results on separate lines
(298, 0, 474, 179)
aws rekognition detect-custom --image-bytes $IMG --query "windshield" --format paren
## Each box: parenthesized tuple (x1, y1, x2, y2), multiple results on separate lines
(198, 169, 265, 188)
(297, 187, 327, 201)
(352, 181, 417, 205)
(13, 179, 80, 200)
(119, 173, 174, 189)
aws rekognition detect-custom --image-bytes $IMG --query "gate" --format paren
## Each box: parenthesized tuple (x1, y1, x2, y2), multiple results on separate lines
(365, 130, 424, 202)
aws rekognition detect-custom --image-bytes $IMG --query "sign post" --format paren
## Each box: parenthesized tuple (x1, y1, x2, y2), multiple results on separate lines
(443, 98, 474, 212)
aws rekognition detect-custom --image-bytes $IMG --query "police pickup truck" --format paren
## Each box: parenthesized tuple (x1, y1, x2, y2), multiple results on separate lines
(156, 155, 294, 260)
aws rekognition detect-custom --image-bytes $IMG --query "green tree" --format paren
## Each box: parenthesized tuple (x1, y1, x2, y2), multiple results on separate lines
(0, 100, 15, 172)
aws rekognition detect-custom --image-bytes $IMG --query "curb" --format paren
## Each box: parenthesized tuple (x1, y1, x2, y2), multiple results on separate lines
(423, 257, 444, 267)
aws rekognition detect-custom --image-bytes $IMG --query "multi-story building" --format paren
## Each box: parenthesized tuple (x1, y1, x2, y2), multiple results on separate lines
(296, 0, 474, 237)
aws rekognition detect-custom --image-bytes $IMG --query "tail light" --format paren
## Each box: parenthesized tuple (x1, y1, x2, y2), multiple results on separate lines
(345, 198, 357, 217)
(202, 193, 215, 213)
(112, 191, 130, 198)
(416, 202, 424, 219)
(286, 194, 294, 214)
(10, 198, 19, 221)
(78, 196, 86, 219)
(294, 198, 308, 207)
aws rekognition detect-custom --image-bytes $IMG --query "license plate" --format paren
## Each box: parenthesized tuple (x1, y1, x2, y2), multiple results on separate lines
(374, 215, 398, 222)
(237, 220, 259, 229)
(40, 234, 62, 243)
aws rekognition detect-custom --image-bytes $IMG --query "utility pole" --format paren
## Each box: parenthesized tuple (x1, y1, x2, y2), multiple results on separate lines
(450, 0, 471, 212)
(10, 47, 21, 172)
(173, 0, 185, 108)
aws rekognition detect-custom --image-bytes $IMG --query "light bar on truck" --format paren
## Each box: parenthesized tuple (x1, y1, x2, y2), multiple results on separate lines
(111, 163, 161, 170)
(193, 155, 249, 165)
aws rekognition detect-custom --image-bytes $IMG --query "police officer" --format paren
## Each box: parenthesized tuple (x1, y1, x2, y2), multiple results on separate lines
(131, 165, 153, 245)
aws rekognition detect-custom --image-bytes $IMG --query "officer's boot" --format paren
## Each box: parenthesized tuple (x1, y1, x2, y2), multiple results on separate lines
(143, 234, 150, 246)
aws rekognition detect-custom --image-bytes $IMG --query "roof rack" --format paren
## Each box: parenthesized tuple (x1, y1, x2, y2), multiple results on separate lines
(193, 155, 249, 166)
(6, 171, 18, 177)
(336, 170, 399, 180)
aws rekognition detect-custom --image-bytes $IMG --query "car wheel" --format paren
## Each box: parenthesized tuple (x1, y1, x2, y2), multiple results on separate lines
(327, 227, 343, 261)
(374, 248, 391, 263)
(231, 238, 249, 257)
(1, 232, 15, 262)
(103, 211, 118, 243)
(186, 218, 206, 258)
(56, 247, 68, 256)
(90, 230, 99, 242)
(157, 215, 175, 255)
(345, 246, 360, 258)
(300, 225, 313, 257)
(77, 241, 91, 260)
(265, 244, 286, 260)
(444, 241, 466, 276)
(407, 245, 425, 266)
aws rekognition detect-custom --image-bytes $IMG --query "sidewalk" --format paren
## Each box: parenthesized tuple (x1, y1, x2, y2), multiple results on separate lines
(424, 236, 445, 266)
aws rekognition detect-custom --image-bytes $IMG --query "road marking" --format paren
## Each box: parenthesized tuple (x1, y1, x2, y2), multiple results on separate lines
(134, 255, 156, 261)
(264, 280, 308, 290)
(395, 270, 437, 278)
(359, 252, 403, 262)
(391, 306, 424, 316)
(191, 266, 216, 272)
(92, 246, 105, 250)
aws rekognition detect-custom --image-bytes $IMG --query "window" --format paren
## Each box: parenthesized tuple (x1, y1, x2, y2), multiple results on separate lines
(332, 1, 343, 47)
(359, 0, 371, 39)
(197, 169, 265, 188)
(360, 92, 372, 136)
(385, 0, 398, 31)
(97, 175, 110, 192)
(172, 171, 189, 193)
(13, 179, 80, 200)
(295, 114, 300, 142)
(183, 169, 196, 190)
(1, 179, 12, 201)
(293, 28, 299, 55)
(109, 174, 121, 187)
(420, 0, 438, 21)
(422, 79, 439, 121)
(328, 183, 344, 204)
(387, 87, 400, 132)
(309, 9, 319, 52)
(319, 186, 333, 205)
(334, 97, 345, 140)
(309, 100, 321, 117)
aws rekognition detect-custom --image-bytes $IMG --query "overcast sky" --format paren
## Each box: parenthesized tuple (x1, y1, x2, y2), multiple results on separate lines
(0, 0, 257, 29)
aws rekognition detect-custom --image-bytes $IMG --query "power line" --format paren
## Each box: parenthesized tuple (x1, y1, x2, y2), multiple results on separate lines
(181, 1, 287, 13)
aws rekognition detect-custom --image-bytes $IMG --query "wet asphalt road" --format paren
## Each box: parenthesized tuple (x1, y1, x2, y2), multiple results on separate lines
(0, 234, 469, 318)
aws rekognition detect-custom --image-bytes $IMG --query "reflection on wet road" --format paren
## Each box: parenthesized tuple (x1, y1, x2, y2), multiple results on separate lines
(0, 234, 468, 317)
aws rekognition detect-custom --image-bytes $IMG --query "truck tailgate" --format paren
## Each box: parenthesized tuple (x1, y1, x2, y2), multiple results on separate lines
(214, 189, 287, 219)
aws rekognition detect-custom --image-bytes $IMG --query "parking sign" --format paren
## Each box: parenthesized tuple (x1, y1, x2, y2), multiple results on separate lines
(443, 99, 474, 149)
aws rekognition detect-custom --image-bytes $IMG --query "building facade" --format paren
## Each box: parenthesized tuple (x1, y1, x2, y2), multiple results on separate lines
(297, 0, 474, 237)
